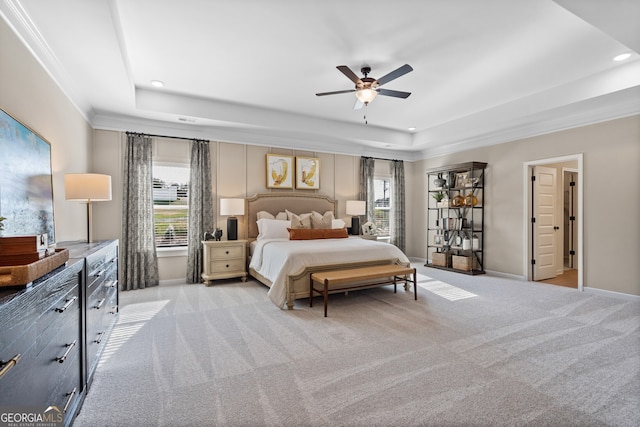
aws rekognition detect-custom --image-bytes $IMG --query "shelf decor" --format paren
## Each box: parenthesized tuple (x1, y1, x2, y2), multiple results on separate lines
(426, 161, 487, 275)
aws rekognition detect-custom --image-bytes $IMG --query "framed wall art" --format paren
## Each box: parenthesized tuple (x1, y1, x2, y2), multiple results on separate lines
(454, 172, 469, 188)
(0, 108, 56, 242)
(266, 154, 293, 188)
(295, 157, 320, 190)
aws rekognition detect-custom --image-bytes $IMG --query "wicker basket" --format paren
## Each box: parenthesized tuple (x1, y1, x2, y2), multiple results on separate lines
(432, 252, 450, 267)
(452, 255, 477, 271)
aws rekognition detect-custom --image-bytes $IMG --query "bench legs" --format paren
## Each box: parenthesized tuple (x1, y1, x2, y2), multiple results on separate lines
(310, 268, 417, 317)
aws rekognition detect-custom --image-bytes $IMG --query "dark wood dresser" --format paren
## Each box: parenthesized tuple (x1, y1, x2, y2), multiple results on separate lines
(0, 240, 118, 427)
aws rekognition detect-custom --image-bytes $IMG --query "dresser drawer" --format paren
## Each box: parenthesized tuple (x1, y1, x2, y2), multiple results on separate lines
(211, 245, 243, 259)
(86, 244, 117, 288)
(210, 259, 244, 273)
(0, 286, 80, 406)
(47, 347, 82, 425)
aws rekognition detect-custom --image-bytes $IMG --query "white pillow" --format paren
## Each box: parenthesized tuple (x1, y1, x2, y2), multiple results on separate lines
(257, 210, 288, 220)
(256, 218, 291, 240)
(331, 219, 346, 229)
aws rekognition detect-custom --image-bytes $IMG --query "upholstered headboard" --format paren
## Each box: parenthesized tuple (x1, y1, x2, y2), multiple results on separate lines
(246, 192, 337, 239)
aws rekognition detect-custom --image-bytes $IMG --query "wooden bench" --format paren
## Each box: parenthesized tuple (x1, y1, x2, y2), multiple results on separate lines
(310, 264, 417, 317)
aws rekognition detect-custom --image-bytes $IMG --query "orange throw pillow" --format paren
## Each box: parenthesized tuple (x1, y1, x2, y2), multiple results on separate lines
(288, 227, 348, 240)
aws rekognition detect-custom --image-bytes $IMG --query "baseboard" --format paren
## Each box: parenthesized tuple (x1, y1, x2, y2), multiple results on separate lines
(485, 269, 526, 281)
(583, 286, 640, 302)
(159, 278, 187, 286)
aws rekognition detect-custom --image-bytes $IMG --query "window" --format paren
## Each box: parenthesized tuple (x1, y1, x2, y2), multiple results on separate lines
(373, 178, 390, 237)
(153, 165, 189, 247)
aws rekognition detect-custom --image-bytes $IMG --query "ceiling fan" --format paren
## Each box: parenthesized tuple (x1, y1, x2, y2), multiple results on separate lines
(316, 64, 413, 109)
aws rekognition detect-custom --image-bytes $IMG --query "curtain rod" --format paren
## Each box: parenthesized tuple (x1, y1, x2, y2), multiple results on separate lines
(126, 131, 209, 143)
(361, 156, 403, 162)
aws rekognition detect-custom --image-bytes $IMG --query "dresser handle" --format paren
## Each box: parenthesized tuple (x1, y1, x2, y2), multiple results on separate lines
(0, 354, 21, 380)
(63, 387, 77, 413)
(95, 269, 106, 278)
(55, 340, 77, 363)
(105, 279, 118, 289)
(109, 305, 118, 315)
(226, 250, 229, 254)
(55, 296, 78, 313)
(95, 298, 106, 309)
(95, 331, 105, 344)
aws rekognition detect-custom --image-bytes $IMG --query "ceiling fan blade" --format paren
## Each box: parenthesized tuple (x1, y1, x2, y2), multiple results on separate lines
(336, 65, 362, 84)
(377, 88, 411, 99)
(316, 89, 356, 96)
(353, 99, 364, 110)
(376, 64, 413, 86)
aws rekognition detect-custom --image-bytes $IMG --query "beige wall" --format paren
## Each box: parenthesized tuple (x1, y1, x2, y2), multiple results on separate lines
(412, 115, 640, 296)
(4, 16, 638, 296)
(90, 133, 419, 283)
(1, 17, 93, 243)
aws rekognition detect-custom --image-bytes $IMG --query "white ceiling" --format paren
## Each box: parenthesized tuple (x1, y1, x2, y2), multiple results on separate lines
(2, 0, 639, 160)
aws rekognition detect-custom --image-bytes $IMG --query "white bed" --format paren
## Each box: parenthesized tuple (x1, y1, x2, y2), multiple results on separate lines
(245, 193, 411, 309)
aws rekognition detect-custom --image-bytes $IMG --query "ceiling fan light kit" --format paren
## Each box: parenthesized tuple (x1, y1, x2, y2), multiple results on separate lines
(355, 88, 378, 104)
(316, 64, 413, 108)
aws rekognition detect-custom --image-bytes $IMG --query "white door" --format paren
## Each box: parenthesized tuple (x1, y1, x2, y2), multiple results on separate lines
(533, 166, 557, 280)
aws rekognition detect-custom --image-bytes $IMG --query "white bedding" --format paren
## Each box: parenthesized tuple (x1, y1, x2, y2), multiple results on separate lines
(249, 236, 410, 308)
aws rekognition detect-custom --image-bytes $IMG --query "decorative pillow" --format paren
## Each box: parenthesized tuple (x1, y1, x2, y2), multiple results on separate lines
(257, 211, 288, 220)
(310, 211, 335, 229)
(256, 218, 292, 240)
(286, 210, 312, 229)
(288, 227, 348, 240)
(331, 219, 346, 229)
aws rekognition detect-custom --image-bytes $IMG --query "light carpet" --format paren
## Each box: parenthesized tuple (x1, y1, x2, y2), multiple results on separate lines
(73, 264, 640, 427)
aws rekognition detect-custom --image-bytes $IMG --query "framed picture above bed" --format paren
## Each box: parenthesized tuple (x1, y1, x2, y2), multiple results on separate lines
(266, 154, 293, 189)
(295, 157, 320, 190)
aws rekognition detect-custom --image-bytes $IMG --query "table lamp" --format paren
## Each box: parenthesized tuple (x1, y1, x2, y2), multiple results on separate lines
(220, 198, 244, 240)
(64, 173, 112, 243)
(346, 200, 366, 235)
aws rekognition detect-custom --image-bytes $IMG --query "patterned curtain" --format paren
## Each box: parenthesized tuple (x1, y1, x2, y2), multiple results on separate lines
(186, 140, 214, 283)
(121, 133, 159, 290)
(390, 160, 406, 252)
(359, 157, 375, 223)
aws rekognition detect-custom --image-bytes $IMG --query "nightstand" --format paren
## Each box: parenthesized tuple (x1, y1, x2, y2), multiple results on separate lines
(201, 240, 247, 285)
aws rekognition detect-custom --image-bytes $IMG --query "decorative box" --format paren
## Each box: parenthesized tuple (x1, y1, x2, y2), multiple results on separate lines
(0, 234, 48, 254)
(432, 252, 450, 267)
(452, 255, 477, 271)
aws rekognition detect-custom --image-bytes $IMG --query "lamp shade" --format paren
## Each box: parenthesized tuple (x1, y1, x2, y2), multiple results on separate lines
(355, 89, 378, 105)
(346, 200, 366, 216)
(64, 173, 112, 201)
(220, 198, 245, 216)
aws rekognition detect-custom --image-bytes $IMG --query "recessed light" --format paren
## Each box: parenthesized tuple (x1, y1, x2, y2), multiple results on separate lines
(151, 80, 165, 88)
(613, 53, 631, 62)
(408, 127, 416, 131)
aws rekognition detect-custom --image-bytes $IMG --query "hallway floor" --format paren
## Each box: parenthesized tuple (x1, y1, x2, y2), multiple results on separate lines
(539, 268, 578, 288)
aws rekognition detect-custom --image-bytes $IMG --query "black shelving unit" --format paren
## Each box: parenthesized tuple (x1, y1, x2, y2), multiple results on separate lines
(426, 161, 487, 275)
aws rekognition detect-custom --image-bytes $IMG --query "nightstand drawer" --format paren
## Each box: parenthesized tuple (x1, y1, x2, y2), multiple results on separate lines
(211, 259, 244, 273)
(211, 245, 243, 259)
(201, 239, 247, 284)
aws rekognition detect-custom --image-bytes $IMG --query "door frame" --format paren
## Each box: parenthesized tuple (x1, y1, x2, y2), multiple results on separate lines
(523, 154, 583, 290)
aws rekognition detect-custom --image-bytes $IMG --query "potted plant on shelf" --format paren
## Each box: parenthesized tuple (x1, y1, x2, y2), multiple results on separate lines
(432, 192, 448, 208)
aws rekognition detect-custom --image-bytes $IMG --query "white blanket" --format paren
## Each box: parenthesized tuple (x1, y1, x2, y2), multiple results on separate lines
(249, 236, 410, 308)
